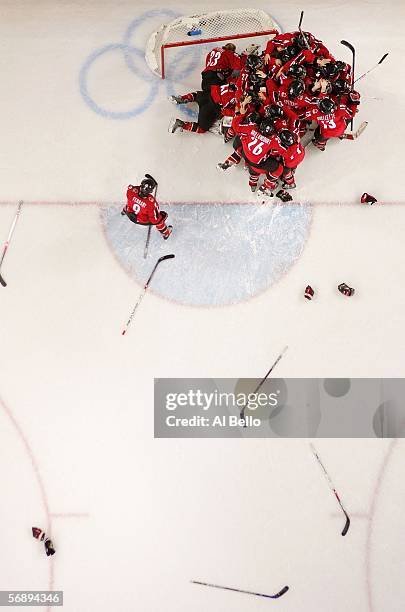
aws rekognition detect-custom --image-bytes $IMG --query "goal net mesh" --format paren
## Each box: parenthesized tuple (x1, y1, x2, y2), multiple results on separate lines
(146, 8, 280, 77)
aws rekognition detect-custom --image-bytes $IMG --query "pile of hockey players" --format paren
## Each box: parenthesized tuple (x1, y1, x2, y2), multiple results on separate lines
(169, 29, 361, 202)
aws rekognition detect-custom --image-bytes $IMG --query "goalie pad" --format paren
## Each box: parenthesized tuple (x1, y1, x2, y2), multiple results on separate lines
(243, 43, 261, 55)
(220, 115, 233, 135)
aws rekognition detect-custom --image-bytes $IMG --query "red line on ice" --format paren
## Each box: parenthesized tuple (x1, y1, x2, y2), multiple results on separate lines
(0, 394, 55, 612)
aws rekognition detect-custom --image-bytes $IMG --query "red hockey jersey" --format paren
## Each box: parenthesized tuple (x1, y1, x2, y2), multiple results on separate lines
(203, 47, 241, 72)
(267, 135, 305, 169)
(232, 117, 275, 165)
(210, 82, 237, 115)
(126, 185, 161, 225)
(301, 102, 354, 137)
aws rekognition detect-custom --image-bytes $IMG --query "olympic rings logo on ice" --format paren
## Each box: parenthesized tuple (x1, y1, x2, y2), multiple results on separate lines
(79, 9, 200, 120)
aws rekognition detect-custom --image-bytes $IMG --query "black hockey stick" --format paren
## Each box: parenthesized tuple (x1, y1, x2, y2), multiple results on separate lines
(121, 254, 175, 335)
(341, 40, 356, 129)
(143, 174, 158, 259)
(310, 443, 350, 536)
(191, 580, 289, 600)
(354, 52, 388, 84)
(0, 200, 24, 287)
(298, 11, 310, 49)
(298, 10, 304, 29)
(240, 346, 288, 424)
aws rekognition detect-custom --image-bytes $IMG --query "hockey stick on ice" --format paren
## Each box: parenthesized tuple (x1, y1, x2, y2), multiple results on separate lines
(310, 443, 351, 536)
(143, 174, 158, 259)
(341, 40, 356, 130)
(144, 225, 152, 259)
(240, 345, 288, 424)
(354, 52, 389, 84)
(340, 120, 368, 140)
(121, 254, 175, 335)
(0, 200, 24, 288)
(191, 580, 289, 600)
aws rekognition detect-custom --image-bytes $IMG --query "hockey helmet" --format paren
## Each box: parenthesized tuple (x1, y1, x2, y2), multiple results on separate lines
(245, 54, 263, 71)
(288, 79, 305, 99)
(258, 119, 275, 137)
(289, 64, 307, 79)
(246, 111, 262, 125)
(279, 129, 295, 148)
(332, 79, 350, 95)
(319, 62, 339, 80)
(139, 174, 157, 197)
(318, 97, 336, 114)
(265, 104, 284, 119)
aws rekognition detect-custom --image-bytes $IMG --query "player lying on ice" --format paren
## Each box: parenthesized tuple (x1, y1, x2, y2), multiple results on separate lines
(167, 28, 361, 198)
(122, 175, 172, 240)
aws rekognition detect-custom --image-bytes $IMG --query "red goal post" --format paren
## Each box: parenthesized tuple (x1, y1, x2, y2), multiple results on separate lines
(145, 9, 281, 79)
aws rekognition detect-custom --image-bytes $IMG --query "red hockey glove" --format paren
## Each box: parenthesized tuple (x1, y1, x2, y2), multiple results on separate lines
(338, 283, 355, 296)
(361, 193, 377, 205)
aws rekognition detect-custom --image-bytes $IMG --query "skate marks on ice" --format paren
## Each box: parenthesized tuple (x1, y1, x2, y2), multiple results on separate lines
(0, 394, 89, 611)
(320, 438, 405, 612)
(100, 202, 312, 306)
(0, 394, 54, 601)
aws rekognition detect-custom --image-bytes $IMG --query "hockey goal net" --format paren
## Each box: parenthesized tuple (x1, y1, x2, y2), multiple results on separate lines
(145, 8, 280, 79)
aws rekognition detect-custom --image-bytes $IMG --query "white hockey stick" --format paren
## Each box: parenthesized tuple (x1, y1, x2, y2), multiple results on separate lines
(121, 254, 175, 335)
(240, 345, 288, 423)
(310, 443, 350, 536)
(144, 174, 158, 259)
(340, 120, 368, 140)
(0, 200, 24, 287)
(354, 53, 389, 84)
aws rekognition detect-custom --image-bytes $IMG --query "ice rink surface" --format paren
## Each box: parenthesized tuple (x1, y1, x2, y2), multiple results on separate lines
(0, 0, 405, 610)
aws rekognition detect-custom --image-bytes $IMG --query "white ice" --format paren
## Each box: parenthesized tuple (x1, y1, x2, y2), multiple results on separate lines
(0, 0, 404, 610)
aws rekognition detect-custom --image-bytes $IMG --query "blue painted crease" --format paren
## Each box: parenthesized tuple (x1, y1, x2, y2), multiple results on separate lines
(101, 202, 312, 306)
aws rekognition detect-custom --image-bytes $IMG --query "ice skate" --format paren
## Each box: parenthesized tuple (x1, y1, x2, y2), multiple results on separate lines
(168, 118, 185, 133)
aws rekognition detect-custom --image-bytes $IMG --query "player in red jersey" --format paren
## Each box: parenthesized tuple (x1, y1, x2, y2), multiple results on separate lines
(201, 43, 241, 91)
(331, 80, 361, 114)
(210, 82, 238, 115)
(270, 79, 312, 115)
(235, 54, 263, 96)
(264, 31, 298, 58)
(168, 80, 237, 134)
(316, 60, 352, 87)
(267, 129, 306, 189)
(218, 110, 293, 201)
(264, 104, 300, 135)
(300, 97, 358, 150)
(278, 50, 334, 86)
(122, 175, 172, 239)
(239, 121, 304, 193)
(265, 31, 332, 64)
